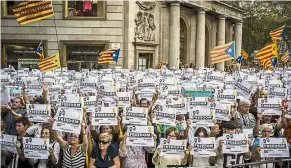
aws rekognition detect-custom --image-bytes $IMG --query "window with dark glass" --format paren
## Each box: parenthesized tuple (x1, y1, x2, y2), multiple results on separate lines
(64, 44, 105, 71)
(138, 53, 153, 71)
(64, 0, 105, 18)
(2, 0, 25, 17)
(1, 43, 43, 69)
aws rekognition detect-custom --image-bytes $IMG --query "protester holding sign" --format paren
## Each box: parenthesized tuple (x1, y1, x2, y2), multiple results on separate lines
(233, 97, 256, 129)
(152, 127, 189, 167)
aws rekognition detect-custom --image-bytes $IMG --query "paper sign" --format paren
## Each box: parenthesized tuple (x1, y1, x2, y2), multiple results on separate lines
(222, 134, 249, 154)
(160, 138, 187, 156)
(26, 104, 51, 123)
(212, 102, 231, 121)
(0, 134, 18, 154)
(52, 107, 83, 134)
(126, 126, 154, 147)
(260, 138, 290, 158)
(92, 107, 118, 125)
(257, 98, 281, 115)
(23, 137, 49, 159)
(216, 89, 237, 102)
(189, 107, 214, 127)
(191, 137, 216, 157)
(152, 106, 176, 126)
(116, 92, 130, 107)
(123, 107, 148, 126)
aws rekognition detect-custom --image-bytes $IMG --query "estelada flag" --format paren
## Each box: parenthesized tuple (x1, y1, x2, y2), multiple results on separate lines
(38, 52, 60, 71)
(13, 0, 54, 25)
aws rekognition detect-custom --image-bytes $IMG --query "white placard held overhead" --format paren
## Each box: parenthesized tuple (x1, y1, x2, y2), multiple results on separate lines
(52, 107, 83, 134)
(189, 107, 214, 127)
(0, 134, 18, 154)
(26, 104, 51, 123)
(152, 106, 176, 126)
(213, 102, 231, 121)
(126, 126, 154, 147)
(92, 107, 118, 126)
(257, 98, 281, 115)
(116, 92, 130, 107)
(123, 107, 148, 126)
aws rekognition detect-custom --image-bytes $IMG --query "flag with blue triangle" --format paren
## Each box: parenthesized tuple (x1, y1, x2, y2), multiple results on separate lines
(271, 57, 277, 67)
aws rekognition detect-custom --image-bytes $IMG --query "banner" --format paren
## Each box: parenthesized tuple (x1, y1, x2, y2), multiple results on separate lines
(191, 137, 216, 157)
(126, 126, 154, 147)
(0, 134, 18, 154)
(182, 90, 213, 98)
(160, 138, 187, 156)
(26, 104, 51, 123)
(92, 107, 118, 125)
(222, 134, 249, 154)
(123, 107, 148, 126)
(52, 107, 83, 134)
(23, 137, 49, 159)
(260, 138, 290, 158)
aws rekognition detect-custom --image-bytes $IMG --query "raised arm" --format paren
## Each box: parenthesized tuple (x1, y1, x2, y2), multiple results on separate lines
(54, 130, 67, 149)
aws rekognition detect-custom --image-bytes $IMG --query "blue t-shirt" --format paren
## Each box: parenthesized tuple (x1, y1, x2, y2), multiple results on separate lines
(90, 144, 118, 168)
(4, 109, 25, 135)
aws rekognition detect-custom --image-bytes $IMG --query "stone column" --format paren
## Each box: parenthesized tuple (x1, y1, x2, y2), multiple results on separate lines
(216, 16, 226, 71)
(226, 23, 234, 66)
(169, 2, 180, 69)
(189, 14, 196, 64)
(235, 22, 243, 60)
(195, 9, 205, 69)
(211, 19, 217, 66)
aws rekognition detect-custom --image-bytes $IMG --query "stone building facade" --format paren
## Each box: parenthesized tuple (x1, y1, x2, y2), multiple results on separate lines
(1, 0, 244, 71)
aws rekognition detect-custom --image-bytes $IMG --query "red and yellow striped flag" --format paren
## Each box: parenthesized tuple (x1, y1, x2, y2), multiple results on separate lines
(98, 49, 118, 64)
(13, 0, 54, 25)
(263, 59, 272, 70)
(256, 42, 278, 64)
(241, 49, 249, 60)
(269, 25, 286, 40)
(38, 53, 61, 71)
(281, 51, 289, 63)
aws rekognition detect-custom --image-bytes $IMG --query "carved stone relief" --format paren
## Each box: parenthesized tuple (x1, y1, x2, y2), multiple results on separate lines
(134, 11, 156, 41)
(134, 1, 156, 42)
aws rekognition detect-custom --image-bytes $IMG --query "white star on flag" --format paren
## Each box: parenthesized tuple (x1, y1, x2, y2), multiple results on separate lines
(228, 48, 232, 53)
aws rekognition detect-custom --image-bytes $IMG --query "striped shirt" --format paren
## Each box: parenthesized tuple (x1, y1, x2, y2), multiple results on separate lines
(62, 144, 86, 168)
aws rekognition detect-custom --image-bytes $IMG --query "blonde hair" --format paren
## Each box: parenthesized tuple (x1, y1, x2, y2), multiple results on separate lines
(99, 133, 111, 141)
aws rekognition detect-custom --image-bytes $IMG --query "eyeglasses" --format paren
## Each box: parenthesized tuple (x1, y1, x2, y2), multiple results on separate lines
(99, 140, 108, 145)
(262, 130, 271, 133)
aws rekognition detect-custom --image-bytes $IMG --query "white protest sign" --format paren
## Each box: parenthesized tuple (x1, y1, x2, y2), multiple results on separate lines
(216, 89, 237, 102)
(260, 138, 290, 158)
(212, 102, 231, 121)
(237, 129, 254, 139)
(52, 107, 83, 134)
(187, 97, 209, 111)
(257, 98, 281, 115)
(152, 106, 176, 126)
(92, 107, 118, 126)
(58, 94, 82, 108)
(23, 137, 49, 159)
(126, 126, 154, 147)
(82, 96, 96, 107)
(26, 104, 51, 123)
(116, 92, 130, 107)
(189, 107, 214, 127)
(268, 87, 286, 99)
(165, 98, 187, 115)
(6, 86, 21, 99)
(222, 134, 249, 154)
(123, 107, 148, 126)
(48, 94, 59, 107)
(160, 138, 187, 156)
(1, 87, 10, 105)
(234, 78, 254, 99)
(191, 137, 216, 157)
(0, 134, 18, 154)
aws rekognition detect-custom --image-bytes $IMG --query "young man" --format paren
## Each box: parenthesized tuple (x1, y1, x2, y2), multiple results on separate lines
(216, 120, 251, 168)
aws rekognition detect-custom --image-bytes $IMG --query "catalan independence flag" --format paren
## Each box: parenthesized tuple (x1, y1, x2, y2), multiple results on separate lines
(210, 41, 235, 64)
(241, 49, 249, 60)
(269, 25, 286, 40)
(256, 42, 278, 64)
(38, 53, 60, 71)
(36, 41, 44, 60)
(13, 0, 54, 25)
(98, 49, 120, 64)
(263, 59, 272, 70)
(281, 51, 289, 63)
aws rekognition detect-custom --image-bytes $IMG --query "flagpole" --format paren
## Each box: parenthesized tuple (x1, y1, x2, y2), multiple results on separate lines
(52, 2, 62, 75)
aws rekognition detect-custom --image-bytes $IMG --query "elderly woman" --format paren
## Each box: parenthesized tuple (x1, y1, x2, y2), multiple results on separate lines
(119, 127, 157, 168)
(55, 122, 88, 168)
(233, 96, 256, 129)
(89, 133, 120, 168)
(152, 127, 189, 168)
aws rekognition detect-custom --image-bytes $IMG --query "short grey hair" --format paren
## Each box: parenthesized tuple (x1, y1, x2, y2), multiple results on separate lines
(237, 96, 251, 105)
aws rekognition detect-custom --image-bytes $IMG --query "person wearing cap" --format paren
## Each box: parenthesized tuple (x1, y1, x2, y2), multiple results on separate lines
(233, 96, 256, 130)
(216, 121, 251, 168)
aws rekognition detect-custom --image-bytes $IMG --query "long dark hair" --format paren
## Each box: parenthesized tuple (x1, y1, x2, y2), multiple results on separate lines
(194, 127, 209, 137)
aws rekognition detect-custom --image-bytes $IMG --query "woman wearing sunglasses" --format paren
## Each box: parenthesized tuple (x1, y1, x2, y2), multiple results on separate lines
(89, 133, 120, 168)
(54, 122, 88, 168)
(152, 127, 189, 168)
